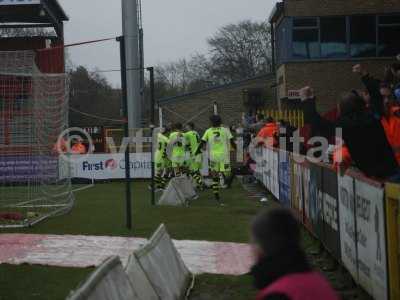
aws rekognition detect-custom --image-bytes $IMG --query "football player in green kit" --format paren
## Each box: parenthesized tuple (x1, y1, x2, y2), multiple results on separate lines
(184, 122, 205, 189)
(154, 126, 170, 190)
(197, 115, 236, 205)
(168, 123, 187, 177)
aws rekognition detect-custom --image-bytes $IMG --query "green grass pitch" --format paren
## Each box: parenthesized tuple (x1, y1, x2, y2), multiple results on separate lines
(0, 180, 265, 300)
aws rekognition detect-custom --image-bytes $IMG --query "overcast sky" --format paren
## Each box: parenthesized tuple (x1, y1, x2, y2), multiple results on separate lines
(58, 0, 277, 87)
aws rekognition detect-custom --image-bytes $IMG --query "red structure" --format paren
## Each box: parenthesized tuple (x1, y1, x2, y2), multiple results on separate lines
(0, 0, 68, 154)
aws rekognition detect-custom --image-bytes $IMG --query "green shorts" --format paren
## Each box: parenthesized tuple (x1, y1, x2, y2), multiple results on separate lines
(171, 155, 186, 168)
(210, 161, 231, 173)
(187, 154, 202, 172)
(155, 151, 167, 171)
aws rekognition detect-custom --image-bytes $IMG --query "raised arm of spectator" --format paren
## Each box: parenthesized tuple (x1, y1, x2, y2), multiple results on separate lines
(300, 87, 336, 139)
(353, 64, 384, 117)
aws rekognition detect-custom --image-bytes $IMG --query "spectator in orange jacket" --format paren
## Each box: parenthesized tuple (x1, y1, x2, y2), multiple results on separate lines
(354, 64, 400, 166)
(71, 138, 87, 154)
(381, 105, 400, 165)
(332, 144, 352, 175)
(257, 117, 278, 148)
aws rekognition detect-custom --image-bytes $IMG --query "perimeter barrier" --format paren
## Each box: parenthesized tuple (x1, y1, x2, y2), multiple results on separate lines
(67, 224, 194, 300)
(254, 147, 400, 300)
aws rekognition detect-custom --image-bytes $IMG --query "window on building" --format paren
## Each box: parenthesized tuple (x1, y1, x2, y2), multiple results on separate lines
(293, 18, 318, 28)
(276, 18, 291, 65)
(378, 15, 400, 57)
(243, 88, 264, 108)
(292, 18, 320, 59)
(350, 16, 376, 57)
(320, 17, 347, 58)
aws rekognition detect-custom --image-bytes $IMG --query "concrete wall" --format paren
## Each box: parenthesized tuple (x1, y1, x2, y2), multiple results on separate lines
(159, 75, 276, 131)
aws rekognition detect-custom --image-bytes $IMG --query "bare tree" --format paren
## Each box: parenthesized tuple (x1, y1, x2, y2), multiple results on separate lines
(207, 20, 272, 83)
(154, 55, 215, 97)
(152, 20, 273, 99)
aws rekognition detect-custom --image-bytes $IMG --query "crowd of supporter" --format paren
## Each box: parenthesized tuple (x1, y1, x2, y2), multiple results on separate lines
(246, 62, 400, 183)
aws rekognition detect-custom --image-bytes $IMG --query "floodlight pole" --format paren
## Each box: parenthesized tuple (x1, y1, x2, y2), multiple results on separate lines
(122, 0, 142, 128)
(117, 36, 133, 230)
(147, 67, 156, 205)
(147, 67, 156, 125)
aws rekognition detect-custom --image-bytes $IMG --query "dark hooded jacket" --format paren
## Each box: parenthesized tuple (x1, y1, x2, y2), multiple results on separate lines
(303, 98, 398, 179)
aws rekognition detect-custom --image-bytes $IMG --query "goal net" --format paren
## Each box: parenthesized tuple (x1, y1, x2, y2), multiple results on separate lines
(0, 50, 74, 228)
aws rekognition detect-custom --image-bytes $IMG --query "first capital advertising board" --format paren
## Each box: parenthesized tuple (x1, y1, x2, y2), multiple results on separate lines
(70, 153, 151, 180)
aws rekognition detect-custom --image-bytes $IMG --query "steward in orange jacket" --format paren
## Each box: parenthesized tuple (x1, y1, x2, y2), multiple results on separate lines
(71, 140, 87, 154)
(381, 105, 400, 165)
(257, 118, 278, 148)
(332, 144, 352, 175)
(358, 68, 400, 167)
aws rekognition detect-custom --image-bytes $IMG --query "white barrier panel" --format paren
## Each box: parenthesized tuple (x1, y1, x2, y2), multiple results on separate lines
(292, 162, 304, 215)
(254, 147, 263, 182)
(69, 153, 151, 179)
(158, 176, 197, 206)
(355, 180, 388, 300)
(67, 256, 138, 300)
(176, 176, 197, 200)
(271, 150, 280, 199)
(134, 224, 193, 300)
(338, 175, 358, 280)
(262, 148, 271, 191)
(125, 255, 159, 300)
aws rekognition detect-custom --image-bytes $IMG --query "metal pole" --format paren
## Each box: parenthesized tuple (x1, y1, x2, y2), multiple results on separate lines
(147, 67, 155, 125)
(121, 0, 141, 129)
(159, 107, 163, 128)
(139, 28, 145, 125)
(147, 67, 156, 205)
(117, 36, 132, 230)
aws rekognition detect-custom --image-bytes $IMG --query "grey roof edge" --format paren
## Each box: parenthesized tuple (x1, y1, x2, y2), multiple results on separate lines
(45, 0, 69, 21)
(268, 2, 284, 23)
(158, 73, 275, 105)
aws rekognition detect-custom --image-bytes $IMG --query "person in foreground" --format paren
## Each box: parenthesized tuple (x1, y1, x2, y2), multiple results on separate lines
(250, 209, 339, 300)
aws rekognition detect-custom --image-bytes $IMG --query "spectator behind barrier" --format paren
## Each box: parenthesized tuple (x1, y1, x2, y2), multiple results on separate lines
(301, 86, 399, 180)
(250, 209, 339, 300)
(278, 120, 297, 152)
(354, 64, 400, 167)
(257, 117, 278, 148)
(250, 114, 266, 133)
(71, 137, 87, 154)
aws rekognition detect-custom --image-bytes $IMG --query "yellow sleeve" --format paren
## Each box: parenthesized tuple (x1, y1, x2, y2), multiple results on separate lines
(202, 129, 210, 142)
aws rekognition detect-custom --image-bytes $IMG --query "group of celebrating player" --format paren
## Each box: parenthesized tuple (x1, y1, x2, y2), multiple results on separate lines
(155, 115, 236, 205)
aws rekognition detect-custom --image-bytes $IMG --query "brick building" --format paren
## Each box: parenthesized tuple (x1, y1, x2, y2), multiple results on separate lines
(269, 0, 400, 112)
(158, 74, 275, 131)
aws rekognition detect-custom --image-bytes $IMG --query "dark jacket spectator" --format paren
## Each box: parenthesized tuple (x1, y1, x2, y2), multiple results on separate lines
(278, 120, 297, 152)
(356, 66, 400, 166)
(250, 209, 339, 300)
(301, 87, 398, 179)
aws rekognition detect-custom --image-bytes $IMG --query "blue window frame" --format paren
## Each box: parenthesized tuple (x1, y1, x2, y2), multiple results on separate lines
(292, 17, 320, 59)
(350, 15, 377, 58)
(320, 17, 347, 58)
(378, 15, 400, 57)
(287, 14, 400, 62)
